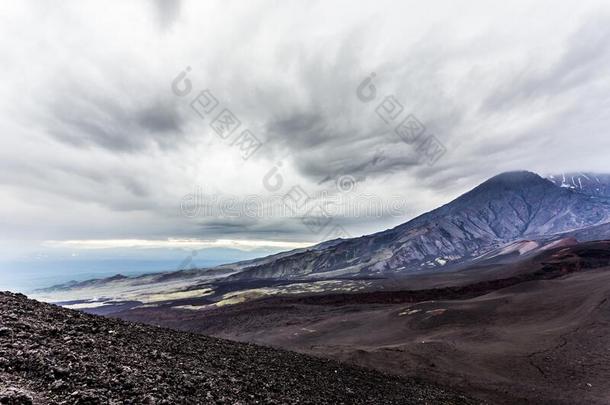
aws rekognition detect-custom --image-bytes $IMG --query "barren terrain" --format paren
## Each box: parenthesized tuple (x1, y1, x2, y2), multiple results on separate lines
(0, 291, 474, 404)
(116, 242, 610, 404)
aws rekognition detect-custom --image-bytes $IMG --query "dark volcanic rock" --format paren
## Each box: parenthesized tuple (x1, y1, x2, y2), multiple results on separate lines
(0, 291, 474, 404)
(0, 387, 33, 405)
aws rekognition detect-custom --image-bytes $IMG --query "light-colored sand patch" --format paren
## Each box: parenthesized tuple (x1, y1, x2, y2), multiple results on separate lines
(399, 309, 422, 316)
(172, 304, 211, 311)
(213, 280, 373, 307)
(63, 302, 111, 310)
(138, 288, 214, 304)
(215, 295, 249, 307)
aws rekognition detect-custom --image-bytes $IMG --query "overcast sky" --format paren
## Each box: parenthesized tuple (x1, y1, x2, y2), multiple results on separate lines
(1, 0, 610, 277)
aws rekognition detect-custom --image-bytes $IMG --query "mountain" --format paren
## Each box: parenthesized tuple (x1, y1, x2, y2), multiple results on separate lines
(228, 171, 610, 280)
(0, 291, 473, 404)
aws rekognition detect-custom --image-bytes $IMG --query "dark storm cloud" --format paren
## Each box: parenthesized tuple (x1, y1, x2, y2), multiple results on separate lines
(245, 11, 610, 200)
(47, 86, 187, 153)
(266, 113, 326, 147)
(137, 102, 184, 134)
(198, 218, 298, 234)
(246, 23, 471, 188)
(293, 140, 423, 186)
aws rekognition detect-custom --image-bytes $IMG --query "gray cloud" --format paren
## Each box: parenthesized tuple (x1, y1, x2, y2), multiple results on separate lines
(482, 14, 610, 112)
(1, 0, 610, 264)
(47, 87, 187, 152)
(152, 0, 182, 31)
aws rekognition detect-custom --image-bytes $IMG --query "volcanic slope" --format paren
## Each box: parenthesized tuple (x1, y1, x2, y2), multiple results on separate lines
(0, 292, 474, 405)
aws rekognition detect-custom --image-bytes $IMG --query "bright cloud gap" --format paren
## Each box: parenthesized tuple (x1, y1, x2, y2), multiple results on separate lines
(43, 238, 313, 252)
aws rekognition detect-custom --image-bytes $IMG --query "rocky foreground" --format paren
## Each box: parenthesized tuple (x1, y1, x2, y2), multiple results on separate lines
(0, 292, 474, 404)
